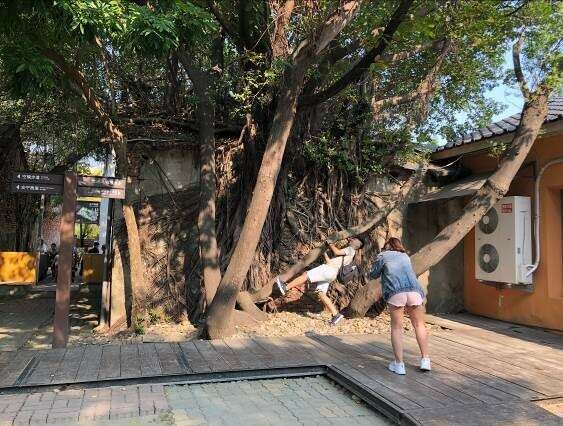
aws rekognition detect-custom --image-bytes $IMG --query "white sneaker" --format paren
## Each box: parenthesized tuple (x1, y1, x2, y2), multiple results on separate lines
(420, 357, 431, 371)
(388, 361, 406, 375)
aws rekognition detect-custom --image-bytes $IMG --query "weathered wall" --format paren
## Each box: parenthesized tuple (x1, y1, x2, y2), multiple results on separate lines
(110, 145, 199, 326)
(139, 147, 199, 197)
(461, 133, 563, 330)
(405, 198, 465, 314)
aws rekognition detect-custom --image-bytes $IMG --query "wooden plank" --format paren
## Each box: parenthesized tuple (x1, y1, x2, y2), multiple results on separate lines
(154, 343, 184, 375)
(349, 334, 518, 404)
(432, 331, 563, 379)
(192, 340, 231, 371)
(301, 336, 424, 411)
(420, 336, 544, 400)
(313, 334, 465, 409)
(223, 338, 272, 369)
(212, 340, 257, 370)
(0, 352, 14, 373)
(138, 343, 162, 377)
(24, 348, 66, 385)
(432, 314, 563, 348)
(0, 350, 36, 387)
(120, 345, 141, 378)
(52, 347, 85, 383)
(252, 336, 312, 367)
(75, 346, 102, 382)
(98, 345, 121, 379)
(178, 341, 211, 373)
(428, 335, 561, 397)
(407, 400, 563, 425)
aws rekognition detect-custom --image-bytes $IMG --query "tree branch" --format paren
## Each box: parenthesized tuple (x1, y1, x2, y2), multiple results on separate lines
(206, 0, 247, 52)
(270, 0, 296, 58)
(513, 34, 531, 100)
(371, 40, 452, 116)
(299, 0, 414, 107)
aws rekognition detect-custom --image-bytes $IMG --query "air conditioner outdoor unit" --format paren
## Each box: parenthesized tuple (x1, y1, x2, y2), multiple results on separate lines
(475, 196, 532, 285)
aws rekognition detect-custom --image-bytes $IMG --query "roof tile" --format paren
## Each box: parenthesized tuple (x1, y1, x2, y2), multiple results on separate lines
(437, 96, 562, 153)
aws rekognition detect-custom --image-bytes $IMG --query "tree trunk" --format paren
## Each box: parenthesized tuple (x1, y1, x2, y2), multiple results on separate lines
(178, 52, 223, 308)
(113, 141, 148, 321)
(203, 0, 367, 338)
(348, 89, 551, 317)
(410, 91, 549, 275)
(204, 65, 307, 338)
(42, 48, 147, 322)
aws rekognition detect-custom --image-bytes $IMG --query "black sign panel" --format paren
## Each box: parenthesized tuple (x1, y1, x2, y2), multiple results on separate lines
(77, 186, 125, 199)
(13, 172, 63, 185)
(77, 176, 126, 189)
(11, 182, 63, 195)
(76, 201, 100, 224)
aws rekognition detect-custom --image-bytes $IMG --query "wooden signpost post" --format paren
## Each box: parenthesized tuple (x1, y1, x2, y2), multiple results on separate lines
(11, 171, 125, 348)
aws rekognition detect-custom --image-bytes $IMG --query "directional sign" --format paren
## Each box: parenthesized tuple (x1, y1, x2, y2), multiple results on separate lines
(77, 176, 126, 190)
(11, 182, 63, 195)
(77, 186, 125, 199)
(12, 172, 63, 185)
(76, 201, 100, 224)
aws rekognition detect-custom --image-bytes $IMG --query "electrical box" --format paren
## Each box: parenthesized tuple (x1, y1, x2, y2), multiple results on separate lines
(475, 196, 532, 285)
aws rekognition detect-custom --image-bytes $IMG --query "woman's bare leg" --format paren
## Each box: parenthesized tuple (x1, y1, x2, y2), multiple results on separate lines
(285, 273, 308, 291)
(316, 292, 339, 316)
(408, 305, 429, 358)
(389, 306, 404, 363)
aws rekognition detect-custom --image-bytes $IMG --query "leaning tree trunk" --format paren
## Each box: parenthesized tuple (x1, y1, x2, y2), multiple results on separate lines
(204, 65, 307, 338)
(347, 88, 551, 317)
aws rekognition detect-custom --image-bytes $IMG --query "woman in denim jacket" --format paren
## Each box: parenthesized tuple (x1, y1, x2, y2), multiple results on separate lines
(370, 237, 430, 375)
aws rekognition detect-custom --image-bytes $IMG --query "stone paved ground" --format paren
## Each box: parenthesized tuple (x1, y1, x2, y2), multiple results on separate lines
(0, 377, 390, 425)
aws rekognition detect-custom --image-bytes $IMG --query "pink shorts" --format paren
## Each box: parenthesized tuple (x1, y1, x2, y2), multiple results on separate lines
(387, 291, 423, 307)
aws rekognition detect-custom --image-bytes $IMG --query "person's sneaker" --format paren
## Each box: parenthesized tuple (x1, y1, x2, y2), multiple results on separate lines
(420, 357, 431, 371)
(275, 276, 287, 296)
(329, 313, 344, 326)
(388, 361, 406, 375)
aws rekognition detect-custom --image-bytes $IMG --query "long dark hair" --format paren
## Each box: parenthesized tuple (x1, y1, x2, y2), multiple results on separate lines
(383, 237, 406, 253)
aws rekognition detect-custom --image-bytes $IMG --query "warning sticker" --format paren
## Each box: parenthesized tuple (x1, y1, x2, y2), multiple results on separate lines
(501, 203, 513, 213)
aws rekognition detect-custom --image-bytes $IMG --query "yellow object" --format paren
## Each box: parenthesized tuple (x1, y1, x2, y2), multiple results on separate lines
(82, 253, 104, 283)
(0, 252, 37, 284)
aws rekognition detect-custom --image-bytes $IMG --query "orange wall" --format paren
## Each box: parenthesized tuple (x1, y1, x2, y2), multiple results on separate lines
(0, 252, 37, 284)
(462, 133, 563, 330)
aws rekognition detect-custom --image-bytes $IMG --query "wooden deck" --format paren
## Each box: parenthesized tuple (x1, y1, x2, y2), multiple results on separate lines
(0, 314, 561, 425)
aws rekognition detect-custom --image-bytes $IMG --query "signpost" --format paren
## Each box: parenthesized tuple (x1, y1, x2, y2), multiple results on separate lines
(52, 173, 77, 348)
(10, 182, 63, 195)
(11, 171, 126, 348)
(12, 172, 64, 185)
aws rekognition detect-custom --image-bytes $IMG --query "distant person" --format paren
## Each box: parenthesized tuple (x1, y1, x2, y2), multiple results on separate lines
(101, 244, 107, 255)
(275, 238, 363, 326)
(88, 242, 100, 254)
(48, 243, 58, 279)
(38, 239, 48, 254)
(369, 237, 429, 375)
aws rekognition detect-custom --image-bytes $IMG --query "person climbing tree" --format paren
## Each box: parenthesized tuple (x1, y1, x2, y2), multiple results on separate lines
(275, 238, 363, 325)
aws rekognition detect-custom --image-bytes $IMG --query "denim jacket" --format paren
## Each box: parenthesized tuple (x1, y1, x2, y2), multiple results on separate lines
(369, 250, 425, 301)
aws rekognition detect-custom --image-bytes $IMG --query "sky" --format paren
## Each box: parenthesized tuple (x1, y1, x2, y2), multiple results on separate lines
(434, 48, 524, 146)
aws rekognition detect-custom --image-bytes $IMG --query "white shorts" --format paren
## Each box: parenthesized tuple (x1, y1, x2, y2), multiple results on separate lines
(306, 264, 338, 294)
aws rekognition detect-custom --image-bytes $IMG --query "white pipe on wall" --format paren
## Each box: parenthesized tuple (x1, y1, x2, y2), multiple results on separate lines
(525, 157, 563, 277)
